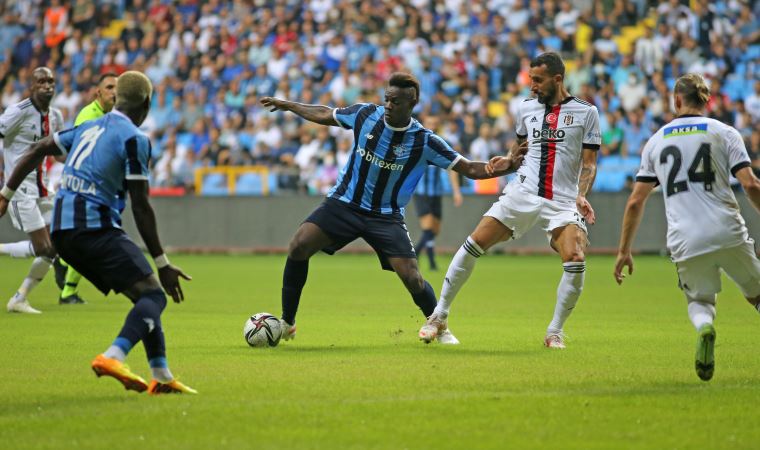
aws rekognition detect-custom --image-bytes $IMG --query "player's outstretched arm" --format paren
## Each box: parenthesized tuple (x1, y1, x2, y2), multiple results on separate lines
(0, 136, 61, 217)
(259, 97, 339, 126)
(614, 181, 656, 285)
(577, 149, 598, 225)
(735, 167, 760, 213)
(457, 137, 528, 179)
(127, 179, 191, 302)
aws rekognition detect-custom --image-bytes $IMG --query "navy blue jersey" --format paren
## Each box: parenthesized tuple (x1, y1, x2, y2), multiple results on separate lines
(328, 103, 462, 215)
(415, 165, 448, 197)
(50, 110, 151, 232)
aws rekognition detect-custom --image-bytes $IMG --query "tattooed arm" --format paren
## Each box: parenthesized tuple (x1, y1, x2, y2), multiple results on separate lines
(576, 148, 598, 225)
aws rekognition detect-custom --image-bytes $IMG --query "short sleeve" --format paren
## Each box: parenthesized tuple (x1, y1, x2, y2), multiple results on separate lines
(0, 105, 22, 139)
(725, 127, 752, 177)
(124, 133, 151, 181)
(635, 136, 658, 183)
(332, 103, 372, 130)
(583, 106, 602, 151)
(52, 128, 78, 156)
(425, 133, 462, 170)
(515, 101, 527, 138)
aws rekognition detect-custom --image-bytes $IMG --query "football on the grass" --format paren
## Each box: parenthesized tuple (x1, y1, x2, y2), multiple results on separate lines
(243, 313, 282, 347)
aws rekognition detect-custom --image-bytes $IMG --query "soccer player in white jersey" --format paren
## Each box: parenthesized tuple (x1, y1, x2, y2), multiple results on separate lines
(419, 52, 601, 348)
(614, 73, 760, 381)
(0, 67, 64, 313)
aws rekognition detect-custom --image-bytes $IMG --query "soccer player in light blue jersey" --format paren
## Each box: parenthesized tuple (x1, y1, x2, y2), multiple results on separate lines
(261, 72, 526, 345)
(0, 71, 196, 394)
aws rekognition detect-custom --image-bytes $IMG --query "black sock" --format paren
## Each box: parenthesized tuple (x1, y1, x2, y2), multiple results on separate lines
(411, 280, 437, 317)
(426, 238, 436, 269)
(415, 229, 434, 255)
(117, 290, 167, 350)
(282, 257, 309, 325)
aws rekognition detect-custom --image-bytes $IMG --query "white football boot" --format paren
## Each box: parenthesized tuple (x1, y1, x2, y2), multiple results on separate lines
(280, 320, 296, 341)
(543, 333, 566, 349)
(419, 311, 459, 344)
(7, 294, 41, 314)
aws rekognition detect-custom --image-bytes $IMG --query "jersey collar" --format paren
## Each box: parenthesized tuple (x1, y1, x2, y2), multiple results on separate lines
(93, 100, 105, 114)
(676, 114, 703, 118)
(384, 118, 412, 131)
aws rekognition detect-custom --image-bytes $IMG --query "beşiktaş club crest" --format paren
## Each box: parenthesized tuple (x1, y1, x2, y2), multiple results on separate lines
(392, 144, 409, 157)
(563, 114, 574, 125)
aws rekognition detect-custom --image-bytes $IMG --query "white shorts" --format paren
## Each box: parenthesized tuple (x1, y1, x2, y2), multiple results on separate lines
(8, 197, 53, 233)
(675, 240, 760, 303)
(483, 182, 587, 240)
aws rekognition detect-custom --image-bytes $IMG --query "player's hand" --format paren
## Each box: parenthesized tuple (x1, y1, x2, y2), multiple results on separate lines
(259, 97, 289, 112)
(0, 196, 7, 218)
(453, 191, 463, 207)
(613, 252, 633, 285)
(486, 156, 510, 175)
(576, 195, 596, 225)
(158, 265, 192, 303)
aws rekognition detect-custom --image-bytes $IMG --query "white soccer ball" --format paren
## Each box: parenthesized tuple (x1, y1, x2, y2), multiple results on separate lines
(243, 312, 282, 348)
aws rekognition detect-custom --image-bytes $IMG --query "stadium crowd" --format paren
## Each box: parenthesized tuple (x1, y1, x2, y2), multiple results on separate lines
(0, 0, 758, 195)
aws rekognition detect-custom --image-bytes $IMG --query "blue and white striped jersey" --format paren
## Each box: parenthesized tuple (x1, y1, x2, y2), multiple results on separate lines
(50, 110, 151, 231)
(329, 103, 462, 215)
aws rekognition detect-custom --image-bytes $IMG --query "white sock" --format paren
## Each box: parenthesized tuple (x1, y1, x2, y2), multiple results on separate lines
(0, 241, 35, 258)
(547, 262, 586, 334)
(15, 257, 52, 301)
(104, 346, 127, 362)
(435, 236, 484, 315)
(151, 367, 174, 383)
(687, 300, 715, 330)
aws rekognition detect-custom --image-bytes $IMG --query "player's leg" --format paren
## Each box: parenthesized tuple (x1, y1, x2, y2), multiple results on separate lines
(0, 240, 35, 258)
(415, 212, 438, 270)
(7, 224, 55, 314)
(716, 241, 760, 313)
(675, 254, 721, 381)
(59, 264, 86, 305)
(280, 221, 334, 336)
(545, 223, 588, 348)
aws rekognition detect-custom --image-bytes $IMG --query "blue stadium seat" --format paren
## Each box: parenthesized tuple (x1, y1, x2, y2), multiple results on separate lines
(201, 173, 228, 196)
(236, 173, 264, 196)
(593, 170, 628, 192)
(268, 173, 278, 194)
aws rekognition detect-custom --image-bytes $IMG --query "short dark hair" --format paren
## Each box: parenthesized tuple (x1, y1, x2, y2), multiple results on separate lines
(98, 72, 118, 84)
(530, 52, 565, 77)
(388, 72, 420, 103)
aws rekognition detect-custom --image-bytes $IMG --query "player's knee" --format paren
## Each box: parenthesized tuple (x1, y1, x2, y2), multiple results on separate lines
(33, 243, 56, 259)
(563, 250, 585, 263)
(140, 289, 167, 313)
(401, 270, 425, 293)
(287, 238, 314, 261)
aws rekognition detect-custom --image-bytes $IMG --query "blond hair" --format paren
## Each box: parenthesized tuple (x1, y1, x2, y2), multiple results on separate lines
(674, 73, 710, 108)
(115, 71, 152, 109)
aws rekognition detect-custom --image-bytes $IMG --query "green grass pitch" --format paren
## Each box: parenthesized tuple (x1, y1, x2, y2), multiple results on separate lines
(1, 253, 759, 449)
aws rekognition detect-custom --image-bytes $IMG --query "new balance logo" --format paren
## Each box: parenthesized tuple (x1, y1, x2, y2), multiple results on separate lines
(143, 318, 155, 333)
(365, 133, 374, 140)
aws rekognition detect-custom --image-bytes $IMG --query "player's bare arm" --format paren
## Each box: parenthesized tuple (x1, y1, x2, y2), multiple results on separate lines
(127, 179, 191, 302)
(486, 136, 528, 176)
(577, 149, 598, 225)
(614, 181, 656, 284)
(448, 170, 463, 207)
(734, 166, 760, 213)
(0, 135, 60, 216)
(259, 97, 338, 126)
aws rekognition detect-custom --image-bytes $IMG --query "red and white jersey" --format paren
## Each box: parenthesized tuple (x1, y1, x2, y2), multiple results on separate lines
(636, 115, 752, 262)
(0, 98, 64, 199)
(513, 97, 601, 203)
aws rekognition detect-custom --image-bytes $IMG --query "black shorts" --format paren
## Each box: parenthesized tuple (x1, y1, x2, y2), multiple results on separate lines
(414, 195, 442, 219)
(51, 228, 154, 295)
(304, 198, 416, 271)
